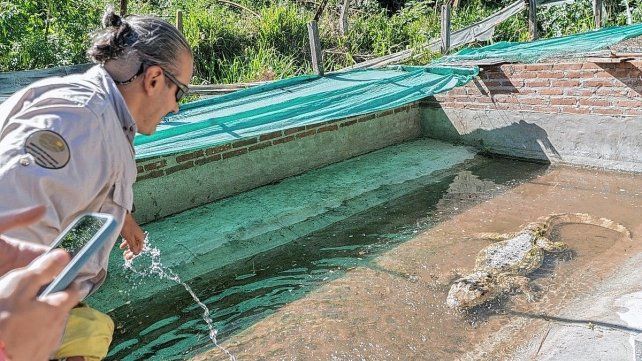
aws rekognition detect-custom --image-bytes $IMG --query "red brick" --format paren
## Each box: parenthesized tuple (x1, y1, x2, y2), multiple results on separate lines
(595, 87, 628, 96)
(524, 64, 554, 71)
(259, 131, 283, 141)
(524, 79, 550, 87)
(582, 63, 601, 70)
(144, 160, 167, 171)
(591, 108, 622, 116)
(296, 129, 317, 138)
(566, 70, 597, 79)
(317, 124, 339, 133)
(340, 119, 359, 127)
(538, 88, 564, 95)
(284, 126, 307, 136)
(595, 71, 620, 79)
(136, 170, 165, 181)
(306, 121, 332, 130)
(232, 138, 258, 148)
(514, 72, 537, 79)
(579, 98, 611, 107)
(164, 161, 194, 176)
(623, 109, 642, 116)
(222, 148, 248, 159)
(248, 142, 271, 151)
(272, 136, 295, 145)
(136, 165, 144, 173)
(205, 144, 232, 156)
(565, 89, 595, 96)
(559, 106, 588, 114)
(554, 63, 583, 70)
(176, 150, 204, 163)
(537, 71, 565, 79)
(550, 98, 577, 106)
(616, 100, 642, 107)
(582, 80, 616, 87)
(357, 113, 377, 123)
(194, 154, 222, 165)
(550, 80, 581, 87)
(520, 98, 548, 105)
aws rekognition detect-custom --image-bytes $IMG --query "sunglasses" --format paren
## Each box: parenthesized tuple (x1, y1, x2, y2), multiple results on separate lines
(161, 68, 189, 102)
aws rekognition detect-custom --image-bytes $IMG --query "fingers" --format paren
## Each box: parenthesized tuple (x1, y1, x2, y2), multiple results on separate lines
(24, 249, 70, 296)
(0, 205, 45, 233)
(119, 239, 128, 250)
(41, 281, 81, 311)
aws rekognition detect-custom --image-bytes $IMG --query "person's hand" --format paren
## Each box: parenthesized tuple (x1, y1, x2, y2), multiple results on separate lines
(0, 249, 81, 361)
(0, 205, 48, 277)
(119, 212, 145, 260)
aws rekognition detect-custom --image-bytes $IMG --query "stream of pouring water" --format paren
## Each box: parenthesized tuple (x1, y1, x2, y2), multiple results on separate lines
(123, 233, 236, 361)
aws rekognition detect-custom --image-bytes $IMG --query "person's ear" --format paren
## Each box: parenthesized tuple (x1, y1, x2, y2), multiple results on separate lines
(142, 65, 164, 96)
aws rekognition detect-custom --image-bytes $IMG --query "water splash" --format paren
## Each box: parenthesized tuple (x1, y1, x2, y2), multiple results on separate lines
(124, 233, 236, 361)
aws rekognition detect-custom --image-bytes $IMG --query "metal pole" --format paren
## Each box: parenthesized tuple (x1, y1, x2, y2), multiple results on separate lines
(441, 4, 451, 54)
(307, 20, 324, 76)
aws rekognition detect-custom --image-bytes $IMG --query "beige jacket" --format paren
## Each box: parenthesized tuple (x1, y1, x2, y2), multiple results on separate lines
(0, 65, 137, 296)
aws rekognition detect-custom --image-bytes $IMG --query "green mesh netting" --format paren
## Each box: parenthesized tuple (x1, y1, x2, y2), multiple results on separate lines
(134, 65, 478, 159)
(439, 23, 642, 64)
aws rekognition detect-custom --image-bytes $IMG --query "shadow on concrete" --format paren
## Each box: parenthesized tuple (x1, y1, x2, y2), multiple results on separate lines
(599, 62, 642, 96)
(507, 310, 642, 334)
(421, 101, 561, 163)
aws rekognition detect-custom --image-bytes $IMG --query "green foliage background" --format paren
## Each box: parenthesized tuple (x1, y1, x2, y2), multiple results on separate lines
(0, 0, 637, 83)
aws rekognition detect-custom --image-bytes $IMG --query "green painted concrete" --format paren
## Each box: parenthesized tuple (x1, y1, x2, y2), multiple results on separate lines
(90, 138, 478, 311)
(133, 108, 422, 224)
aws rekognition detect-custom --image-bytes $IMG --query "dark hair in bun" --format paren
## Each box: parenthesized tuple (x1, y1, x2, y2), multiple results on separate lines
(87, 7, 191, 73)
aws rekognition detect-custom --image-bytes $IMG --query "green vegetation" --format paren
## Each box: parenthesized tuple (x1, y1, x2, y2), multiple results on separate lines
(0, 0, 638, 84)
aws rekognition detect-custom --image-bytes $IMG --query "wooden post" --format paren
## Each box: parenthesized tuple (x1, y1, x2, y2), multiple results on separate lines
(119, 0, 128, 16)
(176, 10, 183, 34)
(440, 4, 451, 54)
(528, 0, 538, 41)
(339, 0, 350, 36)
(593, 0, 603, 28)
(307, 20, 323, 76)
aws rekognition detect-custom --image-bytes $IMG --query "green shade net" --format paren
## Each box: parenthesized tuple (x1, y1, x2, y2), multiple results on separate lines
(439, 23, 642, 64)
(134, 65, 478, 159)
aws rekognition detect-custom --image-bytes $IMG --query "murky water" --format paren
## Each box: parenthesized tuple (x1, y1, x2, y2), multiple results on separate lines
(189, 164, 640, 360)
(105, 155, 549, 360)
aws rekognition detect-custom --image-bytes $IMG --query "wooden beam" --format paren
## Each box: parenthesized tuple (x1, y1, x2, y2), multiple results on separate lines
(176, 10, 183, 34)
(528, 0, 538, 41)
(440, 4, 451, 54)
(314, 0, 329, 21)
(593, 0, 603, 28)
(307, 20, 324, 76)
(119, 0, 128, 16)
(339, 0, 350, 36)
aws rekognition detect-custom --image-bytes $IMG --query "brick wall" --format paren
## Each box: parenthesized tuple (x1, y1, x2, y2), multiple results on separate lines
(135, 102, 420, 182)
(432, 61, 642, 117)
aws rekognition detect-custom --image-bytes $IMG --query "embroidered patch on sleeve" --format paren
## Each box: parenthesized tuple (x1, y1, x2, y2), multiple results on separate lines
(24, 130, 70, 169)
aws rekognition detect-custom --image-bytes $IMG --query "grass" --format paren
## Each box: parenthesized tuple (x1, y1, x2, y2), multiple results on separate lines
(0, 0, 636, 84)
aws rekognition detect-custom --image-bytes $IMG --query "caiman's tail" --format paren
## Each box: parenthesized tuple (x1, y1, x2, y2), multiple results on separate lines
(541, 213, 632, 239)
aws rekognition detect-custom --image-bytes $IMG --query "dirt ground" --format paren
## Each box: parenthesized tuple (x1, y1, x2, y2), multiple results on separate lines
(193, 165, 642, 361)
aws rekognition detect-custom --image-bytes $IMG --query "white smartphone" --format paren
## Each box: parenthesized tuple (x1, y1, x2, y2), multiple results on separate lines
(38, 213, 117, 297)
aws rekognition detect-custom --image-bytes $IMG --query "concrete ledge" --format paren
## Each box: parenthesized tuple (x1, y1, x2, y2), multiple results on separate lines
(420, 105, 642, 173)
